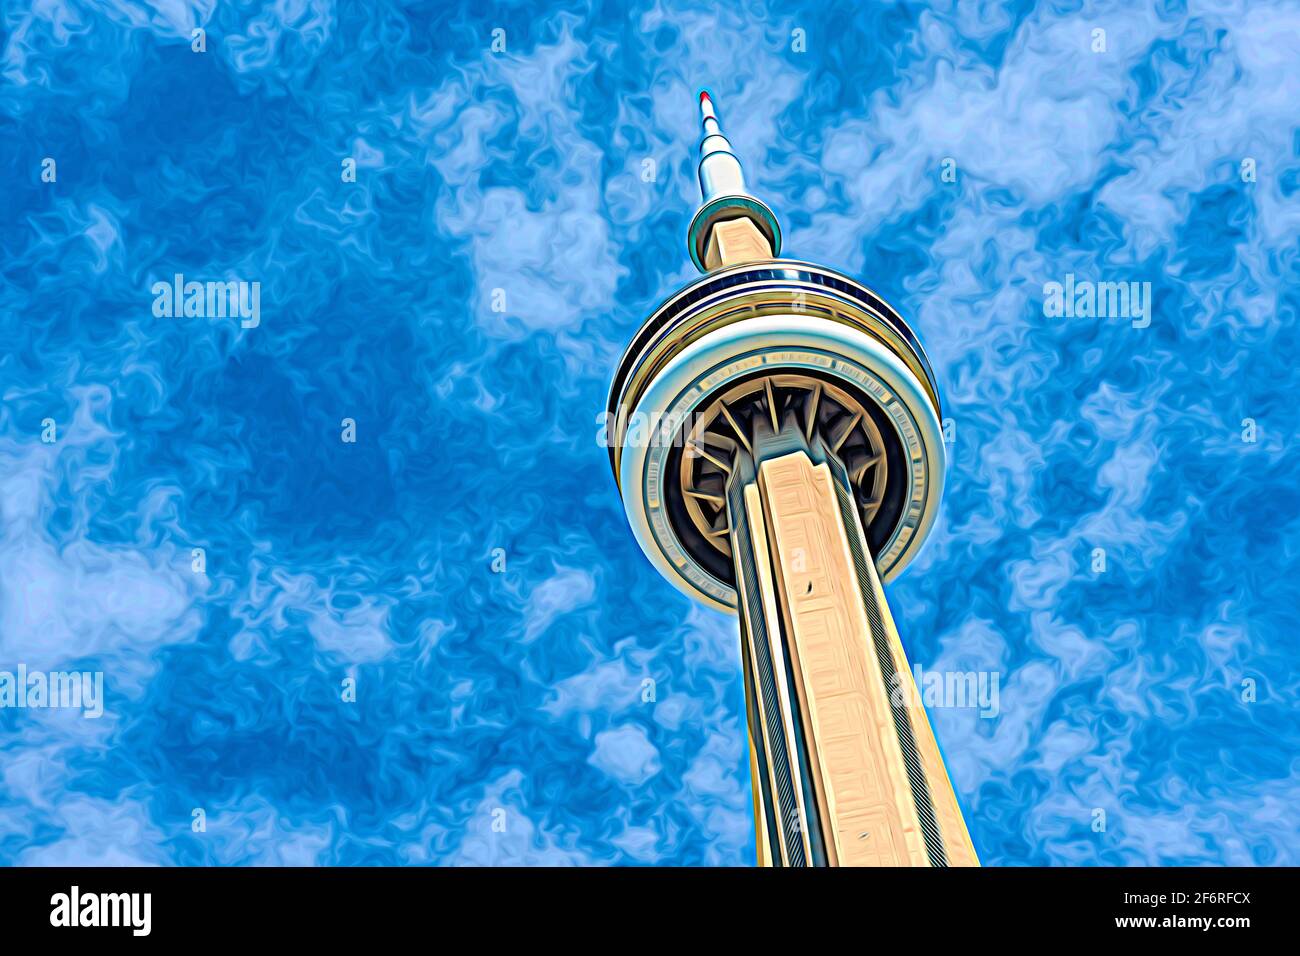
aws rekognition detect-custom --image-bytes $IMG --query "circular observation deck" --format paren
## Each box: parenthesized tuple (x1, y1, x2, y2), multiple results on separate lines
(608, 260, 946, 612)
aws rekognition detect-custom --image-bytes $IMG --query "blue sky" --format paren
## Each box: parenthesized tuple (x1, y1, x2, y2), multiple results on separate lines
(0, 0, 1297, 865)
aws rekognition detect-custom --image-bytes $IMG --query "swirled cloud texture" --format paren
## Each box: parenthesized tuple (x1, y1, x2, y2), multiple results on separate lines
(1, 0, 1296, 865)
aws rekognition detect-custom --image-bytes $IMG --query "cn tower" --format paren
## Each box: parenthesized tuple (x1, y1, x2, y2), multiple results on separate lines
(607, 93, 977, 866)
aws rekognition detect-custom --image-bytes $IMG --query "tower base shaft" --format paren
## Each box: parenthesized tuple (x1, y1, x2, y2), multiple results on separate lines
(731, 449, 978, 867)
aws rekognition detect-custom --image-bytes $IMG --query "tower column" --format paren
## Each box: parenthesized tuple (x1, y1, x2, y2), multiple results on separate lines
(729, 447, 978, 867)
(608, 91, 973, 867)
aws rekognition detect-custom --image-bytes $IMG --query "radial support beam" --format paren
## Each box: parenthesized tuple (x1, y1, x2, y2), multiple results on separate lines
(731, 447, 978, 867)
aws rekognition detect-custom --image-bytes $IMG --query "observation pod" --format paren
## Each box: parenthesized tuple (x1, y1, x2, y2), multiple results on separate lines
(608, 94, 946, 613)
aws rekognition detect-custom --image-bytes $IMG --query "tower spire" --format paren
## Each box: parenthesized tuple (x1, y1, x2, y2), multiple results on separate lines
(686, 91, 782, 273)
(696, 90, 746, 205)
